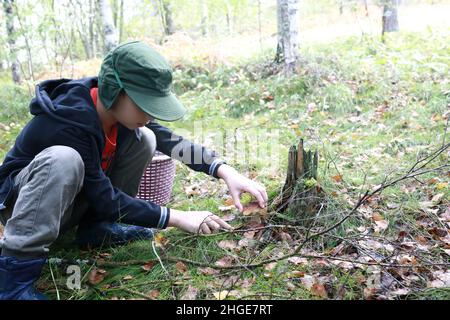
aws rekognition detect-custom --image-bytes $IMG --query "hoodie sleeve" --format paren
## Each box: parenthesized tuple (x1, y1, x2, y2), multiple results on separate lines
(52, 126, 170, 229)
(146, 121, 226, 178)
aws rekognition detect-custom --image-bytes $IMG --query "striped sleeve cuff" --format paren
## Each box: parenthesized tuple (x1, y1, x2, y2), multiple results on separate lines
(157, 206, 170, 229)
(208, 159, 226, 178)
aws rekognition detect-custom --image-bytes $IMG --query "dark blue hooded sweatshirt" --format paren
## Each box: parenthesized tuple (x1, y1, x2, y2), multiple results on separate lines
(0, 76, 225, 229)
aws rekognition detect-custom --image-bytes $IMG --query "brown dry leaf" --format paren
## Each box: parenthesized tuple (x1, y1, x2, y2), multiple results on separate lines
(372, 212, 384, 221)
(243, 231, 256, 239)
(332, 174, 343, 183)
(141, 261, 156, 272)
(175, 261, 188, 274)
(88, 268, 107, 285)
(221, 213, 236, 222)
(288, 256, 308, 265)
(148, 290, 160, 299)
(218, 205, 235, 212)
(311, 283, 328, 299)
(122, 275, 134, 281)
(181, 285, 198, 300)
(198, 267, 220, 276)
(428, 227, 448, 238)
(286, 281, 297, 291)
(214, 256, 234, 268)
(242, 202, 267, 216)
(264, 262, 277, 271)
(224, 197, 235, 206)
(374, 219, 389, 232)
(218, 240, 237, 251)
(98, 252, 112, 259)
(184, 184, 201, 196)
(431, 193, 445, 204)
(213, 290, 230, 300)
(428, 270, 450, 288)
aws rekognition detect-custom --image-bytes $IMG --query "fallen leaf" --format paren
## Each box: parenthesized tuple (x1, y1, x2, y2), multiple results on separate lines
(288, 256, 307, 265)
(88, 268, 107, 285)
(224, 197, 235, 206)
(221, 213, 236, 222)
(198, 267, 220, 275)
(141, 261, 156, 272)
(218, 205, 235, 212)
(213, 290, 230, 300)
(374, 219, 389, 232)
(431, 193, 445, 204)
(218, 240, 237, 251)
(300, 275, 315, 289)
(264, 262, 277, 271)
(175, 261, 188, 274)
(242, 202, 267, 216)
(215, 256, 234, 268)
(148, 290, 160, 299)
(181, 285, 198, 300)
(311, 283, 328, 299)
(372, 212, 384, 221)
(428, 270, 450, 288)
(243, 231, 256, 239)
(122, 275, 133, 281)
(332, 174, 343, 183)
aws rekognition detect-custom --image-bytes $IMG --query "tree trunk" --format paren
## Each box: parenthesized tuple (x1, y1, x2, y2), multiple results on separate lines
(274, 139, 321, 226)
(72, 0, 94, 59)
(382, 0, 399, 37)
(275, 0, 300, 75)
(118, 0, 124, 43)
(162, 0, 175, 36)
(98, 0, 119, 53)
(224, 0, 233, 34)
(200, 0, 209, 36)
(3, 0, 21, 84)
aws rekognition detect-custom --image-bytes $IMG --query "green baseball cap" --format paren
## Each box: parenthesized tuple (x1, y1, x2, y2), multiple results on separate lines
(98, 40, 186, 122)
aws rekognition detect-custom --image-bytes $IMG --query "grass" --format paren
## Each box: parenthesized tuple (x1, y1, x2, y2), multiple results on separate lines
(1, 29, 449, 300)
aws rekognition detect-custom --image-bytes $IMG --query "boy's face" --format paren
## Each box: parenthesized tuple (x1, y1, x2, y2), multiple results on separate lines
(111, 92, 153, 130)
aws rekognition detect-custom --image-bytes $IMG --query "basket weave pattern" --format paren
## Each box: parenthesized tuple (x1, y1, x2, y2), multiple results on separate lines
(136, 151, 176, 206)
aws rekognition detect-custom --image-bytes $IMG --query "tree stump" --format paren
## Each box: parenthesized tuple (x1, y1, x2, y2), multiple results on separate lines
(274, 139, 322, 226)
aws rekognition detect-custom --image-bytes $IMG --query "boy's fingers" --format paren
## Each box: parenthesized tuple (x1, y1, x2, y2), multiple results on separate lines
(213, 215, 233, 230)
(246, 186, 265, 208)
(230, 191, 243, 212)
(201, 223, 211, 234)
(208, 220, 221, 231)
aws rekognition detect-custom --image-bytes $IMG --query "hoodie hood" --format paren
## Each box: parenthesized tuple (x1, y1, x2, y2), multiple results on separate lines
(29, 76, 103, 140)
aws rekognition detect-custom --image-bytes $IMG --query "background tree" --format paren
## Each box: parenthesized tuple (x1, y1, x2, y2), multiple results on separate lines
(98, 0, 118, 53)
(382, 0, 399, 38)
(275, 0, 300, 75)
(3, 0, 21, 84)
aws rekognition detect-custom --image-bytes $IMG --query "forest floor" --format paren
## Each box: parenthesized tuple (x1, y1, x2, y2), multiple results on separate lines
(0, 7, 449, 300)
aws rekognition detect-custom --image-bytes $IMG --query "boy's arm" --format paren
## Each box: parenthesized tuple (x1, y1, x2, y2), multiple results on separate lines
(146, 121, 226, 178)
(53, 126, 170, 229)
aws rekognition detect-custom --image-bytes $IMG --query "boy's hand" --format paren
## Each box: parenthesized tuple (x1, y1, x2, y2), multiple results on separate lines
(168, 209, 233, 234)
(217, 164, 268, 212)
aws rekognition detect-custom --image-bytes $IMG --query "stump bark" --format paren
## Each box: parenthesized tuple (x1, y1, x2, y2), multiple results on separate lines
(274, 139, 321, 225)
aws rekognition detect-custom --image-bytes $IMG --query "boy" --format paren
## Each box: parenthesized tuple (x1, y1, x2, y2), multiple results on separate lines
(0, 41, 267, 300)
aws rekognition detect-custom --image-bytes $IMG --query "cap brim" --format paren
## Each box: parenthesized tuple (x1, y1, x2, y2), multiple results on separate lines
(125, 89, 186, 122)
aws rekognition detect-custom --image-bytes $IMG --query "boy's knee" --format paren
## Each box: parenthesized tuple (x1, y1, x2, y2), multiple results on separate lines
(41, 146, 84, 186)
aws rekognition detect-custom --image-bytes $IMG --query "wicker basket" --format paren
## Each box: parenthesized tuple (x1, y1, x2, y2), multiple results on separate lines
(136, 150, 176, 206)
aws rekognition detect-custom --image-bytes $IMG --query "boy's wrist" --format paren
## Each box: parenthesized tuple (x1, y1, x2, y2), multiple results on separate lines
(217, 164, 237, 180)
(167, 209, 183, 228)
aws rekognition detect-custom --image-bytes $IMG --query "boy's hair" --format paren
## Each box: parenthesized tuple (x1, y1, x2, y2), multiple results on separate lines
(110, 89, 126, 110)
